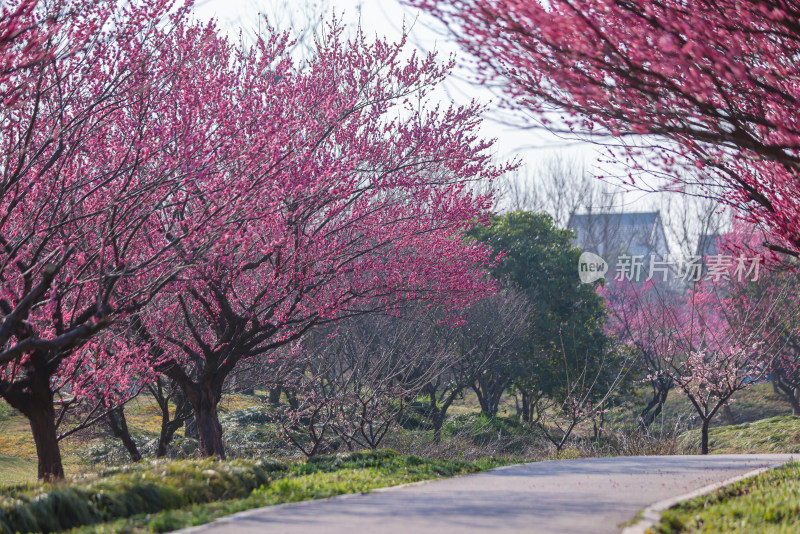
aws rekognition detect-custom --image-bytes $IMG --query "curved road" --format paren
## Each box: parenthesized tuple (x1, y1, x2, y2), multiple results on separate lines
(183, 454, 795, 534)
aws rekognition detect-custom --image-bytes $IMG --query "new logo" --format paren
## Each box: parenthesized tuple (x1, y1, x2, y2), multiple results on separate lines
(578, 252, 607, 283)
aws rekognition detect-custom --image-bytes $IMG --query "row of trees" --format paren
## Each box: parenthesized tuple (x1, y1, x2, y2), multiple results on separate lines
(8, 0, 800, 478)
(0, 0, 507, 479)
(407, 0, 800, 452)
(85, 210, 626, 461)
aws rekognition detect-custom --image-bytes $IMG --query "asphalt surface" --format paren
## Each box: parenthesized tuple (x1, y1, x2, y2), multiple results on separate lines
(183, 454, 795, 534)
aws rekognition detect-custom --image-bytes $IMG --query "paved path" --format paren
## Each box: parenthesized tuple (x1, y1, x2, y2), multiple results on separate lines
(185, 454, 795, 534)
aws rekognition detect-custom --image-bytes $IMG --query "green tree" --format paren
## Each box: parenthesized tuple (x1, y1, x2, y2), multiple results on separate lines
(469, 212, 612, 419)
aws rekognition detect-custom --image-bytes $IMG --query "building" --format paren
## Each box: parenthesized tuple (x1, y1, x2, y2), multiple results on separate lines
(568, 211, 671, 282)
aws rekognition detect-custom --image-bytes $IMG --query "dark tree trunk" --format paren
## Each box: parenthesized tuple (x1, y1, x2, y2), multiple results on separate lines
(795, 388, 800, 417)
(788, 389, 800, 416)
(28, 394, 65, 480)
(187, 385, 225, 458)
(700, 418, 710, 455)
(639, 378, 671, 429)
(3, 357, 65, 480)
(285, 390, 299, 410)
(474, 387, 490, 415)
(269, 386, 282, 406)
(722, 404, 735, 426)
(774, 380, 800, 416)
(106, 406, 142, 462)
(428, 387, 458, 444)
(429, 391, 445, 444)
(472, 375, 509, 417)
(156, 423, 178, 457)
(149, 379, 192, 458)
(156, 402, 188, 458)
(432, 415, 444, 444)
(520, 391, 530, 423)
(516, 387, 540, 424)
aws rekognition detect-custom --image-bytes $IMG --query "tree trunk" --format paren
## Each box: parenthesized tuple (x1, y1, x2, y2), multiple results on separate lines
(28, 398, 65, 480)
(269, 386, 282, 406)
(156, 412, 185, 458)
(474, 386, 490, 416)
(3, 361, 65, 481)
(795, 388, 800, 417)
(639, 379, 670, 429)
(107, 406, 142, 462)
(285, 390, 299, 410)
(188, 386, 225, 458)
(428, 387, 456, 444)
(700, 418, 710, 455)
(520, 390, 531, 423)
(432, 415, 444, 444)
(787, 386, 800, 416)
(472, 376, 508, 417)
(772, 379, 800, 416)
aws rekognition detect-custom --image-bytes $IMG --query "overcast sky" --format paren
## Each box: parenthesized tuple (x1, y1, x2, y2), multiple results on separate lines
(191, 0, 658, 215)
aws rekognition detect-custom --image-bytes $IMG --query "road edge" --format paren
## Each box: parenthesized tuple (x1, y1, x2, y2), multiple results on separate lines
(621, 457, 794, 534)
(175, 461, 530, 533)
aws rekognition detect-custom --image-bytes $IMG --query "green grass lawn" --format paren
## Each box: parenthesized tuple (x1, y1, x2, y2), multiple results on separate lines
(679, 415, 800, 454)
(0, 454, 36, 486)
(607, 382, 794, 432)
(0, 450, 509, 534)
(654, 461, 800, 533)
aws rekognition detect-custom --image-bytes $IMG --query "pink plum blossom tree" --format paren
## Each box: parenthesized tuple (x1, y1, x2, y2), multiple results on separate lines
(412, 0, 800, 257)
(128, 24, 506, 458)
(606, 228, 794, 453)
(0, 0, 249, 479)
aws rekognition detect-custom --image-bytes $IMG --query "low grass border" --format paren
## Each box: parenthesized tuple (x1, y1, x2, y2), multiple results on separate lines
(0, 450, 511, 534)
(647, 461, 800, 533)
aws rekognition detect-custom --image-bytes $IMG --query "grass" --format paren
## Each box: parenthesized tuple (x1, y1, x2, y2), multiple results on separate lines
(0, 455, 37, 486)
(679, 415, 800, 454)
(653, 461, 800, 533)
(0, 450, 509, 534)
(607, 382, 793, 432)
(0, 402, 15, 422)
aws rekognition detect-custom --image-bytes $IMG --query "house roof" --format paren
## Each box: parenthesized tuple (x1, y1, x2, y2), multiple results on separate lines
(567, 212, 659, 229)
(696, 233, 722, 257)
(567, 211, 669, 257)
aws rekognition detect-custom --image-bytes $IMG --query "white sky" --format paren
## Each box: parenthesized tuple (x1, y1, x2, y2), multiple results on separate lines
(191, 0, 666, 216)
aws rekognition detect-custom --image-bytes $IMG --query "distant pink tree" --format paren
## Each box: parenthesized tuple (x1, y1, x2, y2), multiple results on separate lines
(671, 280, 773, 454)
(129, 24, 505, 458)
(413, 0, 800, 257)
(719, 228, 800, 415)
(605, 227, 791, 453)
(602, 280, 679, 428)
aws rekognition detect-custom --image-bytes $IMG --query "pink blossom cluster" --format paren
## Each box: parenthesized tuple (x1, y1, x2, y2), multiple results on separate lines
(413, 0, 800, 256)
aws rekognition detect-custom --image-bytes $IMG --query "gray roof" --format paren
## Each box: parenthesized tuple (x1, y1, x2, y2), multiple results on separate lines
(696, 233, 722, 257)
(567, 211, 669, 259)
(568, 212, 659, 230)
